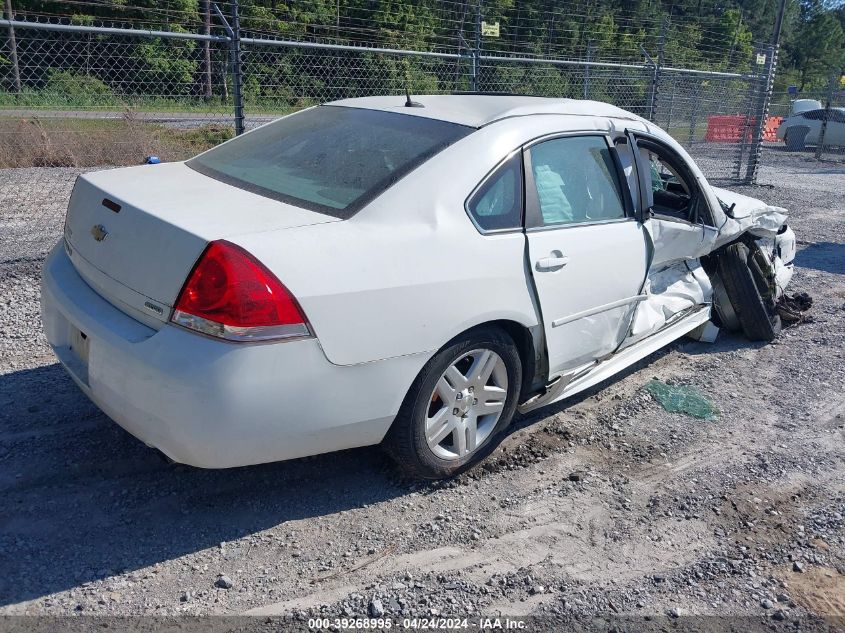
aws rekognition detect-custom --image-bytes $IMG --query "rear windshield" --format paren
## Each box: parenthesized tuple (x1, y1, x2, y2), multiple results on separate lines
(187, 105, 473, 218)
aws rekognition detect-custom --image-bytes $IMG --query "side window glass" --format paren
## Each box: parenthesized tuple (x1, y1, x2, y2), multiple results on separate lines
(528, 136, 626, 227)
(642, 150, 670, 193)
(467, 153, 523, 231)
(637, 144, 695, 221)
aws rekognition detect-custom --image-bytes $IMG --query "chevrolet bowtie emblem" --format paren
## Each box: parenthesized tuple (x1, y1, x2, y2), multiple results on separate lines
(91, 224, 108, 242)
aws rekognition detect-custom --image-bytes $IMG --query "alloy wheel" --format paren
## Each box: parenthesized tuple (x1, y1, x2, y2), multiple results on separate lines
(424, 348, 508, 460)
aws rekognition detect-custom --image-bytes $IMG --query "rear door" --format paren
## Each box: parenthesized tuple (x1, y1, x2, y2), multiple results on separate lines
(524, 133, 649, 374)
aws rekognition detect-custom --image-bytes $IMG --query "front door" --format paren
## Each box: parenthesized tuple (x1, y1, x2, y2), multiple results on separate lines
(524, 134, 649, 374)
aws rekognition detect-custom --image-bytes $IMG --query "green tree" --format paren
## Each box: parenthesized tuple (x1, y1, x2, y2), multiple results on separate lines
(793, 10, 845, 89)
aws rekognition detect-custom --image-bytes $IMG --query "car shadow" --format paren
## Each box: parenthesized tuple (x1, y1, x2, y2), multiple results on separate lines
(509, 328, 772, 433)
(0, 325, 797, 607)
(509, 344, 678, 432)
(677, 330, 772, 356)
(795, 241, 845, 275)
(0, 363, 412, 607)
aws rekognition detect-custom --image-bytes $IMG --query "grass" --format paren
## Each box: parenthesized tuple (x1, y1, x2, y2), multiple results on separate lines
(665, 123, 710, 143)
(0, 116, 728, 170)
(0, 116, 234, 168)
(0, 89, 303, 116)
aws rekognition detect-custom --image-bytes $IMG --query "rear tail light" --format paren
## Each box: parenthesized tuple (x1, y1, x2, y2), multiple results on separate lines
(171, 240, 311, 342)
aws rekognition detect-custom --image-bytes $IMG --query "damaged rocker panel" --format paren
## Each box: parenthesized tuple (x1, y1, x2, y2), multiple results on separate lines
(551, 295, 648, 328)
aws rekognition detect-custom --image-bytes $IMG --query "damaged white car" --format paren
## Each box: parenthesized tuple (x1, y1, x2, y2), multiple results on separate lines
(41, 95, 796, 479)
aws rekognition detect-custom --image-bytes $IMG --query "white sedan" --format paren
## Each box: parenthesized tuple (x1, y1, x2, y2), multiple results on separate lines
(776, 106, 845, 150)
(41, 95, 796, 479)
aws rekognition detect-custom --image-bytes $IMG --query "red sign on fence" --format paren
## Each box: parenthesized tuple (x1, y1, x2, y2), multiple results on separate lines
(704, 115, 783, 142)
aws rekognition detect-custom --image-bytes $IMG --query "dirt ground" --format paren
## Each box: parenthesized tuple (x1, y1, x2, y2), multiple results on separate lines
(0, 148, 843, 629)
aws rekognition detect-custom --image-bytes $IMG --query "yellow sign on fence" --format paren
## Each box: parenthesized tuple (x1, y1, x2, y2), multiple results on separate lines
(481, 21, 500, 37)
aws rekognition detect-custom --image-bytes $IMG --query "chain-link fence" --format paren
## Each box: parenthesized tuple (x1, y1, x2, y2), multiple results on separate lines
(0, 14, 775, 264)
(0, 20, 236, 263)
(765, 77, 845, 166)
(241, 39, 470, 114)
(652, 66, 773, 183)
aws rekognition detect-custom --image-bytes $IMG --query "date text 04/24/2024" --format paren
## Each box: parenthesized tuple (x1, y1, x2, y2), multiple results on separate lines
(307, 617, 528, 629)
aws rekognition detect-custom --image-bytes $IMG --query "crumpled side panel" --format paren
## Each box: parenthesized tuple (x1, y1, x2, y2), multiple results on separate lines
(710, 186, 788, 242)
(646, 219, 720, 268)
(755, 226, 797, 299)
(623, 260, 713, 349)
(645, 188, 788, 272)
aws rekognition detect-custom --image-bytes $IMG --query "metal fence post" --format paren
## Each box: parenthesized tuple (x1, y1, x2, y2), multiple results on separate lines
(687, 80, 701, 145)
(201, 0, 212, 100)
(665, 76, 676, 131)
(3, 0, 21, 92)
(734, 50, 762, 181)
(648, 17, 667, 122)
(211, 3, 242, 134)
(744, 45, 776, 184)
(814, 73, 837, 160)
(583, 40, 593, 99)
(230, 0, 244, 136)
(471, 0, 481, 92)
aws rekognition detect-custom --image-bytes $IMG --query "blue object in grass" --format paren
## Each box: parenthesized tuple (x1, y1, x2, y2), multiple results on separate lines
(144, 156, 161, 164)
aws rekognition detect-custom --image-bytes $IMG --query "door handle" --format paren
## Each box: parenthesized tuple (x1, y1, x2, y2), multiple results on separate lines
(536, 255, 570, 270)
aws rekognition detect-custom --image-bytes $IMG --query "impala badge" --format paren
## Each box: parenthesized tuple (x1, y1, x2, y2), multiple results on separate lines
(144, 301, 164, 315)
(91, 224, 108, 242)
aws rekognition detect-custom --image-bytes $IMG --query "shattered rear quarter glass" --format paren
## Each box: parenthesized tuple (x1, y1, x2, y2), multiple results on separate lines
(645, 379, 719, 420)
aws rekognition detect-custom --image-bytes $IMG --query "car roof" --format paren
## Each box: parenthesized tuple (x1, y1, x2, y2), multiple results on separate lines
(328, 94, 644, 128)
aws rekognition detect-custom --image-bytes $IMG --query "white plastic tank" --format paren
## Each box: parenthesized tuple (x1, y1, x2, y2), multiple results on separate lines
(791, 98, 822, 115)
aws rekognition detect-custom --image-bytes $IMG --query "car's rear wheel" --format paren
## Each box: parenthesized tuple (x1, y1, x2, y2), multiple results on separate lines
(716, 241, 781, 342)
(384, 328, 522, 480)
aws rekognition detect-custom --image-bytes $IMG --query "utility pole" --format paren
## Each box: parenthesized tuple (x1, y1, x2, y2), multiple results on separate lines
(726, 9, 743, 69)
(4, 0, 21, 93)
(772, 0, 787, 51)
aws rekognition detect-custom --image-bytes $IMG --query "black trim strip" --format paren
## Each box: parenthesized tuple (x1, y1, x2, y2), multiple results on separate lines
(101, 198, 121, 213)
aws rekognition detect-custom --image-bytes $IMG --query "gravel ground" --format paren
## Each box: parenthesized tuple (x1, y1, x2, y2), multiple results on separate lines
(0, 148, 843, 628)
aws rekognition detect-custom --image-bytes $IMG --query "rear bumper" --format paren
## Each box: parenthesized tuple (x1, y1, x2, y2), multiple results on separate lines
(40, 243, 426, 468)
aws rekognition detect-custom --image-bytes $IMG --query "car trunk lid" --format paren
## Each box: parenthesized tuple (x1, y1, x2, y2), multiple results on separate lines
(64, 162, 338, 327)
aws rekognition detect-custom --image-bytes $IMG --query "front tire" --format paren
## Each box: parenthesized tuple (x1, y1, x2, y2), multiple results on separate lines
(716, 242, 782, 342)
(384, 328, 522, 480)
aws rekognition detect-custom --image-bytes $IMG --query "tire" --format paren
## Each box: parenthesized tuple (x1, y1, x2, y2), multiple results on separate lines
(784, 126, 808, 152)
(716, 242, 781, 342)
(711, 275, 741, 332)
(383, 327, 522, 480)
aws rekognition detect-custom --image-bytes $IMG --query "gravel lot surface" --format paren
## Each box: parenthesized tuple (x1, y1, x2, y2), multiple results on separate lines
(0, 149, 843, 627)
